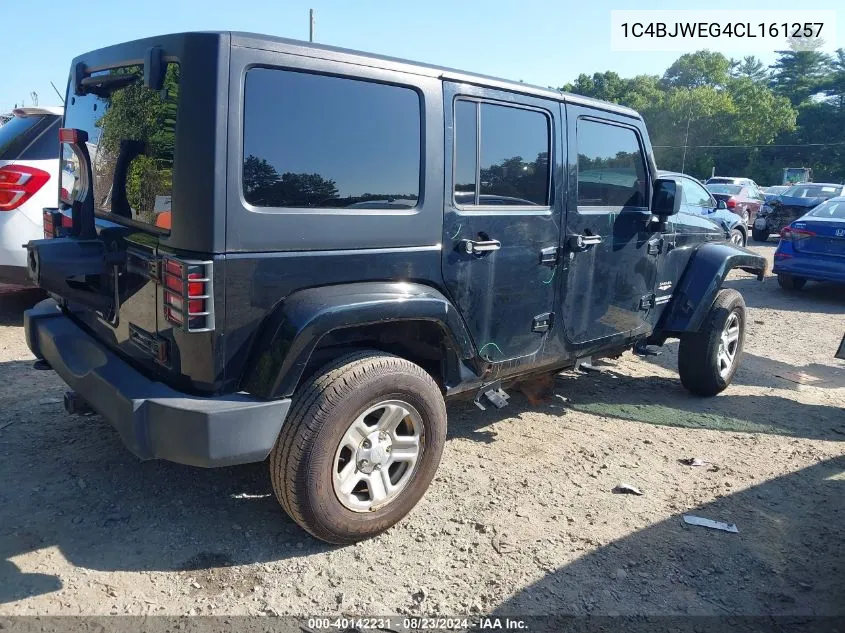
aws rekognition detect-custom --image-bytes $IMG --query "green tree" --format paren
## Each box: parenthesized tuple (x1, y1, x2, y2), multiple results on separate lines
(770, 38, 831, 106)
(731, 56, 769, 83)
(662, 51, 732, 89)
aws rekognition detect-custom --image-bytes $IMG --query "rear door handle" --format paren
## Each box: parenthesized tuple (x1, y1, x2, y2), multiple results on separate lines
(461, 239, 501, 255)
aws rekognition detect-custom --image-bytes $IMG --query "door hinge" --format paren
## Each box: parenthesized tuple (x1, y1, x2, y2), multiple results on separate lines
(639, 294, 656, 310)
(539, 246, 560, 266)
(532, 312, 554, 333)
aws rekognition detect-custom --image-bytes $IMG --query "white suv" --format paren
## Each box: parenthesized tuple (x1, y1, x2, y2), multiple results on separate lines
(0, 107, 62, 285)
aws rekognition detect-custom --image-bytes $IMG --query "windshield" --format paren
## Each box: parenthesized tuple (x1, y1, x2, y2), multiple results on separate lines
(61, 63, 179, 231)
(707, 184, 741, 195)
(783, 184, 840, 199)
(807, 199, 845, 219)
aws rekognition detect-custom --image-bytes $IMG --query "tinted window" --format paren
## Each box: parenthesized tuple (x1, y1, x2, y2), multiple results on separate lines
(243, 69, 420, 209)
(707, 184, 742, 195)
(21, 119, 60, 161)
(454, 100, 477, 204)
(62, 63, 179, 230)
(577, 119, 647, 208)
(0, 115, 50, 160)
(682, 178, 713, 207)
(454, 100, 550, 206)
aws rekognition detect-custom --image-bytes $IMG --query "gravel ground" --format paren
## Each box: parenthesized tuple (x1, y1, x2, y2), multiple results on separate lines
(0, 243, 843, 617)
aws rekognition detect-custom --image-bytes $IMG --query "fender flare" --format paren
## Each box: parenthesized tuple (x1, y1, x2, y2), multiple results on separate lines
(655, 242, 767, 336)
(241, 281, 477, 399)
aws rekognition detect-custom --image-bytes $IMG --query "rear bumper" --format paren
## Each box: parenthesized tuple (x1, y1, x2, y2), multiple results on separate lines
(773, 255, 845, 284)
(24, 299, 290, 467)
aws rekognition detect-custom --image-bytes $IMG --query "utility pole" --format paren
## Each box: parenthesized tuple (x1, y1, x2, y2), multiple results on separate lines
(309, 9, 315, 42)
(680, 92, 693, 173)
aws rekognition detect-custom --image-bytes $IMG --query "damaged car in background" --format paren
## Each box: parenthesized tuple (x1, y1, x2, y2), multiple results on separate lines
(753, 182, 845, 242)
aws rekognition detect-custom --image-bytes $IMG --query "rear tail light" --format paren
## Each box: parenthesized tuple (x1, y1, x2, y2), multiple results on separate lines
(162, 257, 214, 331)
(781, 227, 816, 240)
(725, 198, 737, 210)
(0, 165, 50, 211)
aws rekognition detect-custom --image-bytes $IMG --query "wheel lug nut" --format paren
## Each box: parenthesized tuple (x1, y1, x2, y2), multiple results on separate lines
(379, 431, 388, 441)
(362, 439, 371, 449)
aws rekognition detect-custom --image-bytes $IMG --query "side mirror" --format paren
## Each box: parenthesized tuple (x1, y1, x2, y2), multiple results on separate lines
(716, 200, 727, 210)
(651, 178, 682, 216)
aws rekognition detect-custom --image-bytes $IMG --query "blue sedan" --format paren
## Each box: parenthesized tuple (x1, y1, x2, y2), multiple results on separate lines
(773, 196, 845, 290)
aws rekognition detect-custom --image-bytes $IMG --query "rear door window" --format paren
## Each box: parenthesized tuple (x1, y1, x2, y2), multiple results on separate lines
(242, 69, 421, 209)
(576, 119, 647, 208)
(453, 100, 550, 207)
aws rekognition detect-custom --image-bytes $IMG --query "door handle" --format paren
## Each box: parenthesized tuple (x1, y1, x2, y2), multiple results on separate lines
(568, 234, 603, 252)
(461, 239, 501, 255)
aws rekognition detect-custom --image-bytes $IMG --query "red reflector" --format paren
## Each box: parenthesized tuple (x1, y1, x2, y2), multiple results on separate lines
(59, 128, 80, 144)
(188, 272, 203, 297)
(774, 252, 792, 259)
(0, 165, 50, 211)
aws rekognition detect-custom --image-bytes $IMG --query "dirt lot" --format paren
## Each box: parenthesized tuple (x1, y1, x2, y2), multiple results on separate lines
(1, 243, 843, 618)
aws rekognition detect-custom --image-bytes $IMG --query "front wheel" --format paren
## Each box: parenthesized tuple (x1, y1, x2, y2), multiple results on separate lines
(269, 351, 447, 544)
(678, 289, 746, 396)
(751, 227, 769, 242)
(729, 228, 745, 247)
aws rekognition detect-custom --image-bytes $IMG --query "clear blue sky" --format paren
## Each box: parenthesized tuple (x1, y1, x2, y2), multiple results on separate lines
(1, 0, 842, 112)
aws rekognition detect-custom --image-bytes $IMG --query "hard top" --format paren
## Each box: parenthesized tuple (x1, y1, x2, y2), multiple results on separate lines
(75, 30, 641, 120)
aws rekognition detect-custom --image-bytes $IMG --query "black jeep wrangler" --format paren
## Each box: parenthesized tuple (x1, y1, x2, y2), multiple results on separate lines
(24, 32, 766, 544)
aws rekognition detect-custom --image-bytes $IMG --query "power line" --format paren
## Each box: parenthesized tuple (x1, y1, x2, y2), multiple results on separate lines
(654, 142, 845, 148)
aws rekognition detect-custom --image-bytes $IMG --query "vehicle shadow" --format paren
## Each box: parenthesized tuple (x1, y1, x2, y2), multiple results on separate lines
(1, 353, 841, 605)
(448, 368, 844, 444)
(0, 287, 44, 327)
(0, 360, 334, 605)
(492, 455, 845, 619)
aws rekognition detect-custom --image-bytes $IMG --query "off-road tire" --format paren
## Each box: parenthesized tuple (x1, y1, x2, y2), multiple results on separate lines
(751, 227, 769, 242)
(777, 274, 807, 291)
(269, 351, 447, 544)
(678, 288, 746, 397)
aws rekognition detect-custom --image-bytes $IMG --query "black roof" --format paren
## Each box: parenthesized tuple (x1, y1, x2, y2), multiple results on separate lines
(89, 31, 635, 120)
(228, 32, 640, 118)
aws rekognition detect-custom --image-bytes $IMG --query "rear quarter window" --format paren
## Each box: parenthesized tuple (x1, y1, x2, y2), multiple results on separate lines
(0, 115, 58, 161)
(242, 69, 421, 209)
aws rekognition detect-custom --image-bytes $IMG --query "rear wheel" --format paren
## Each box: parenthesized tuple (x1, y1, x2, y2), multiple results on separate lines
(269, 350, 447, 544)
(777, 274, 807, 291)
(751, 227, 769, 242)
(729, 228, 745, 247)
(678, 289, 746, 396)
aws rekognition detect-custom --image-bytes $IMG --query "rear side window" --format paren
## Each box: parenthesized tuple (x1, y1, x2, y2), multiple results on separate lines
(20, 118, 60, 160)
(243, 69, 421, 209)
(453, 100, 550, 206)
(0, 115, 56, 161)
(577, 119, 647, 208)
